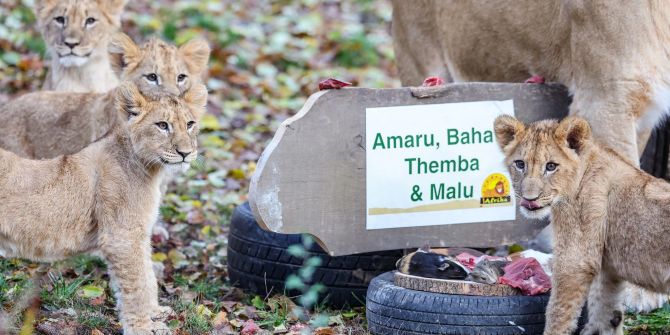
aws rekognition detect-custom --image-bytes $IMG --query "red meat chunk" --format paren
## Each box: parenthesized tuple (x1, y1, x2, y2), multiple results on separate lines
(498, 257, 551, 295)
(318, 78, 352, 90)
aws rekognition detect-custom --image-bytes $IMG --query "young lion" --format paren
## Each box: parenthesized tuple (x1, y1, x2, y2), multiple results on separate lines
(0, 33, 210, 159)
(0, 81, 207, 335)
(36, 0, 127, 92)
(392, 0, 670, 312)
(494, 115, 670, 335)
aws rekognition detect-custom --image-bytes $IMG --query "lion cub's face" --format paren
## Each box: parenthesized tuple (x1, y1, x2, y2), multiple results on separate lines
(109, 34, 211, 100)
(494, 116, 592, 219)
(36, 0, 126, 67)
(117, 82, 208, 171)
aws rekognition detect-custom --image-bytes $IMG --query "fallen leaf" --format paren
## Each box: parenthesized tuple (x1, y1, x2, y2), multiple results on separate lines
(89, 296, 105, 306)
(211, 311, 229, 329)
(229, 318, 244, 328)
(79, 285, 104, 299)
(221, 301, 239, 313)
(314, 327, 334, 335)
(152, 252, 168, 262)
(241, 320, 260, 335)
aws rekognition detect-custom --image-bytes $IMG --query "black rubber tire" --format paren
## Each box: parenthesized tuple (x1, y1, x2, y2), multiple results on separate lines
(227, 202, 403, 308)
(641, 118, 670, 179)
(366, 272, 554, 335)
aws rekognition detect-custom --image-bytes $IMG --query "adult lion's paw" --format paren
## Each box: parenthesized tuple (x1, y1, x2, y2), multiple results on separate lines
(622, 285, 668, 312)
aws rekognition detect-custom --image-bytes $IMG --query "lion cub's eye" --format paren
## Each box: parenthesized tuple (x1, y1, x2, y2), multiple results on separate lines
(145, 73, 159, 84)
(513, 160, 525, 171)
(187, 121, 195, 130)
(54, 16, 66, 25)
(156, 122, 169, 131)
(85, 17, 97, 26)
(545, 162, 558, 172)
(177, 74, 188, 83)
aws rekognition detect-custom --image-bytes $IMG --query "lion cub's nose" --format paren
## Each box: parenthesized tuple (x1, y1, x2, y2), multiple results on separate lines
(64, 40, 80, 49)
(176, 150, 191, 160)
(522, 196, 539, 202)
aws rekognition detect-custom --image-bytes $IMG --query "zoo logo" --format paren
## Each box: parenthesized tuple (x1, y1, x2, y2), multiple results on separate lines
(480, 173, 512, 206)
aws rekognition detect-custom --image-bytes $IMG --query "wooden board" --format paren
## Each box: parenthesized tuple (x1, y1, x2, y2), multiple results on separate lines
(249, 83, 570, 256)
(394, 271, 520, 296)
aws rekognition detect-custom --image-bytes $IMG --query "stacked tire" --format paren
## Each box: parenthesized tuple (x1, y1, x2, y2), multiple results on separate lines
(366, 272, 551, 335)
(227, 202, 403, 307)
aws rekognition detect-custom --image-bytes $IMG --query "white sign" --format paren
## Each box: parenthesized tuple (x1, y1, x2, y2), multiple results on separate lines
(366, 100, 516, 230)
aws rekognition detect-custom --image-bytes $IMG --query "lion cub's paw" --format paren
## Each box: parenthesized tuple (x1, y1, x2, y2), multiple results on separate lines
(124, 321, 171, 335)
(151, 305, 174, 322)
(580, 312, 624, 335)
(151, 321, 172, 335)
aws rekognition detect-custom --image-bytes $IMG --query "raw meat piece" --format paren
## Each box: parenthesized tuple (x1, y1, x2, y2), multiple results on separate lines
(318, 78, 352, 90)
(524, 75, 545, 84)
(498, 257, 551, 295)
(421, 76, 445, 87)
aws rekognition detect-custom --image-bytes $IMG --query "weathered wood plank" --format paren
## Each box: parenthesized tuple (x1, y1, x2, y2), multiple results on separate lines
(250, 83, 570, 256)
(394, 271, 520, 296)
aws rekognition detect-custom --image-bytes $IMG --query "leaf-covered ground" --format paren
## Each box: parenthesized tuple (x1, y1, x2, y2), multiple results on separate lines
(1, 0, 669, 334)
(0, 0, 397, 334)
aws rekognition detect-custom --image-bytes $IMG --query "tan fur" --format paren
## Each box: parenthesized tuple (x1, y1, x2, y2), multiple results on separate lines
(36, 0, 127, 93)
(494, 115, 670, 335)
(392, 0, 670, 163)
(0, 33, 210, 160)
(0, 81, 207, 335)
(109, 33, 211, 100)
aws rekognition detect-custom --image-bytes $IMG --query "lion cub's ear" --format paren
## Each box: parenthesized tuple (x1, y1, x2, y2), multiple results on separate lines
(116, 82, 147, 120)
(184, 84, 209, 118)
(555, 116, 592, 153)
(179, 39, 211, 77)
(109, 33, 142, 76)
(494, 115, 526, 152)
(34, 0, 58, 24)
(95, 0, 127, 23)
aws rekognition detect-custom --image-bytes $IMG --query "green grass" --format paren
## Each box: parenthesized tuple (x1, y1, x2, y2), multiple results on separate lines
(77, 312, 111, 330)
(40, 272, 89, 309)
(173, 300, 212, 334)
(252, 295, 294, 329)
(626, 305, 670, 334)
(0, 259, 30, 307)
(191, 279, 222, 302)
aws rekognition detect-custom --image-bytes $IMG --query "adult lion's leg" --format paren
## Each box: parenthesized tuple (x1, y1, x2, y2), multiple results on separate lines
(569, 84, 641, 164)
(391, 0, 451, 86)
(102, 233, 170, 335)
(581, 269, 624, 335)
(637, 129, 653, 159)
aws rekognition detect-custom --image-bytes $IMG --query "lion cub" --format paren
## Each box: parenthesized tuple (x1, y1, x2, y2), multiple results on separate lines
(494, 115, 670, 335)
(36, 0, 127, 92)
(0, 33, 210, 159)
(0, 81, 207, 335)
